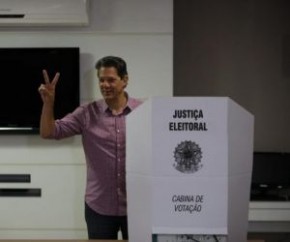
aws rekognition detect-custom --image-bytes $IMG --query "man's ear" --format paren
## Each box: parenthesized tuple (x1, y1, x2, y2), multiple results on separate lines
(123, 75, 128, 88)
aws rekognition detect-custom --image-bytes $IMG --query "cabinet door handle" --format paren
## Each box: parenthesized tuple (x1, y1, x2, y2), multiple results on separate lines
(0, 174, 31, 183)
(0, 188, 41, 197)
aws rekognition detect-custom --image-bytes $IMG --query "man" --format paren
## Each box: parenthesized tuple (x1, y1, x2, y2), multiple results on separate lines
(38, 56, 142, 240)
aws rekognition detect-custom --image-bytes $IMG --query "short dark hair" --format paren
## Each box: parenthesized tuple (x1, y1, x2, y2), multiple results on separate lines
(95, 56, 128, 79)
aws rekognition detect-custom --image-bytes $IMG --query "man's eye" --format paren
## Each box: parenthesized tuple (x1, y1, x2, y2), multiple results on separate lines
(99, 78, 116, 83)
(107, 78, 116, 83)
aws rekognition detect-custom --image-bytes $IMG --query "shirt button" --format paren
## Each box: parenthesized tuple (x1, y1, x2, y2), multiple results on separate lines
(117, 129, 120, 133)
(118, 173, 121, 177)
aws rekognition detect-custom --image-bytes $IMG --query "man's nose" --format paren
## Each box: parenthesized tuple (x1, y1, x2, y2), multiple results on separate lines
(100, 80, 110, 87)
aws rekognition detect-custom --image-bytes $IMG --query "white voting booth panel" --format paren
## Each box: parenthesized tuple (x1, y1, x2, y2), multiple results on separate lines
(126, 97, 254, 242)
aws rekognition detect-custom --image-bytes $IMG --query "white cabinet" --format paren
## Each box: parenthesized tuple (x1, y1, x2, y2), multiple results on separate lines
(0, 164, 86, 228)
(248, 202, 290, 232)
(0, 136, 87, 239)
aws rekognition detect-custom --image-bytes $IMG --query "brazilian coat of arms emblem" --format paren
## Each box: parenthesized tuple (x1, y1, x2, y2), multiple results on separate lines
(173, 141, 203, 173)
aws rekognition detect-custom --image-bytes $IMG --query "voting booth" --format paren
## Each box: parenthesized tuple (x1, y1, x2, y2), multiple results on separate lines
(126, 97, 254, 242)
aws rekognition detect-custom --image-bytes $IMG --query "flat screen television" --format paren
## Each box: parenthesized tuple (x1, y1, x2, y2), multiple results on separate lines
(0, 47, 80, 134)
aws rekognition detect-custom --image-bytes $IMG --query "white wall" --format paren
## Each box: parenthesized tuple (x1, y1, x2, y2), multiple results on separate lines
(0, 0, 173, 239)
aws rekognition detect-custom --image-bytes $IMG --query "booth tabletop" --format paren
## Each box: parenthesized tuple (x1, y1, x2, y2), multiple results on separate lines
(0, 240, 264, 242)
(0, 241, 127, 242)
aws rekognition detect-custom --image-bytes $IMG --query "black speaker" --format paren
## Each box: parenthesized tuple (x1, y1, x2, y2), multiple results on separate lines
(251, 152, 290, 201)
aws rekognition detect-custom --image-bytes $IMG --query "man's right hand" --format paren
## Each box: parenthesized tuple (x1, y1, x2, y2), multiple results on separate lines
(38, 69, 60, 104)
(38, 70, 60, 138)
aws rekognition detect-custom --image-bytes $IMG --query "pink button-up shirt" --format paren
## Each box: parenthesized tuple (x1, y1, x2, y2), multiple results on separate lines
(51, 97, 142, 216)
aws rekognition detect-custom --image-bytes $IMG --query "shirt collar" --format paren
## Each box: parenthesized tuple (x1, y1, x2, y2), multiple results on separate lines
(100, 92, 132, 114)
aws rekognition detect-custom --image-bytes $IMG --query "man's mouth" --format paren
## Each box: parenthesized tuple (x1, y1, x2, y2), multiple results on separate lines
(102, 90, 113, 95)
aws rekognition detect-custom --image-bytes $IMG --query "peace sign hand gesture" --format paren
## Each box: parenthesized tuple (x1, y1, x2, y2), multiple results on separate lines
(38, 69, 60, 104)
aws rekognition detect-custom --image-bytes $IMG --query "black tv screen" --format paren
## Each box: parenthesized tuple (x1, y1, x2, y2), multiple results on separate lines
(0, 47, 80, 134)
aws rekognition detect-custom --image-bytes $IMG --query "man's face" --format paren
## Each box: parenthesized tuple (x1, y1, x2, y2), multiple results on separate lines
(98, 66, 128, 100)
